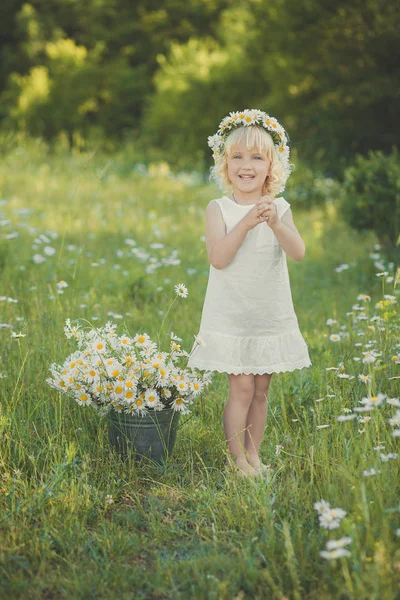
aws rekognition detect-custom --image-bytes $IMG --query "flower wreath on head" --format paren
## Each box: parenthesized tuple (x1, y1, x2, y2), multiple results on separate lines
(208, 108, 292, 193)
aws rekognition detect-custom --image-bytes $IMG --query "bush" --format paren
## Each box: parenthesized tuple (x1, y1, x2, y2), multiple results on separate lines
(340, 148, 400, 262)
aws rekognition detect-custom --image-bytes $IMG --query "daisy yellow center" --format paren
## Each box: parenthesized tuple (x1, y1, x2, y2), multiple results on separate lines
(80, 394, 88, 401)
(112, 369, 120, 377)
(115, 386, 123, 394)
(136, 399, 143, 406)
(126, 391, 133, 399)
(137, 335, 146, 344)
(96, 343, 103, 350)
(126, 381, 133, 388)
(176, 398, 183, 405)
(90, 370, 96, 376)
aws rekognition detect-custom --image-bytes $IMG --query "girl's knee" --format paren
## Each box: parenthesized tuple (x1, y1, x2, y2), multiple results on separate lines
(254, 373, 273, 397)
(227, 373, 255, 395)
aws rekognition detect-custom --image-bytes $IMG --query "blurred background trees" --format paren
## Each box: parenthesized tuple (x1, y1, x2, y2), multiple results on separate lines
(1, 0, 398, 172)
(0, 0, 399, 256)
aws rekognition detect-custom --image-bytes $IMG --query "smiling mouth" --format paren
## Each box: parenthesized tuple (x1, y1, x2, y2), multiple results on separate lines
(239, 175, 255, 179)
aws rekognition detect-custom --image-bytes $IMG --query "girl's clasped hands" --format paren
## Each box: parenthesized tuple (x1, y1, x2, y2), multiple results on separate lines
(257, 195, 278, 226)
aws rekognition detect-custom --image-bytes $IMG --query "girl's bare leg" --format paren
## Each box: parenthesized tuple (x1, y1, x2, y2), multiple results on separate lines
(244, 373, 273, 468)
(223, 373, 257, 476)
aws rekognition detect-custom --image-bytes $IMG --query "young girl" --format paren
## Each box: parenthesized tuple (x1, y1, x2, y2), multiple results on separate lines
(187, 109, 312, 478)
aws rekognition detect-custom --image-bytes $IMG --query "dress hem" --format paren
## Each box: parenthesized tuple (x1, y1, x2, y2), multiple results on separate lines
(187, 360, 312, 375)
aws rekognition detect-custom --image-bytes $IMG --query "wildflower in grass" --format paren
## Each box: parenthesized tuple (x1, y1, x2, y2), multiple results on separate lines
(362, 352, 376, 364)
(360, 393, 386, 407)
(379, 453, 398, 462)
(358, 416, 371, 423)
(44, 246, 56, 256)
(358, 374, 371, 384)
(392, 355, 399, 363)
(275, 444, 284, 456)
(316, 397, 325, 402)
(329, 334, 341, 342)
(175, 283, 188, 298)
(357, 294, 371, 302)
(319, 508, 347, 529)
(387, 398, 400, 408)
(313, 500, 331, 512)
(33, 254, 46, 263)
(320, 548, 351, 559)
(375, 271, 389, 277)
(363, 468, 381, 476)
(337, 373, 354, 379)
(392, 430, 400, 437)
(326, 367, 339, 371)
(326, 318, 337, 326)
(11, 331, 26, 338)
(337, 414, 357, 422)
(388, 411, 400, 427)
(57, 280, 68, 290)
(335, 263, 349, 272)
(105, 494, 114, 504)
(325, 537, 352, 550)
(316, 424, 330, 429)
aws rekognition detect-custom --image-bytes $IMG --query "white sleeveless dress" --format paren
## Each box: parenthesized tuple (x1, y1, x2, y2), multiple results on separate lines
(187, 195, 312, 375)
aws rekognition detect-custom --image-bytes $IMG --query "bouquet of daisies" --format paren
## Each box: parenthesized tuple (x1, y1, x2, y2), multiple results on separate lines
(46, 318, 212, 417)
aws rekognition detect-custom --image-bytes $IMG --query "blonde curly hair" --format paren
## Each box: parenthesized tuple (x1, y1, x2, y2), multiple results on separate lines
(209, 125, 289, 197)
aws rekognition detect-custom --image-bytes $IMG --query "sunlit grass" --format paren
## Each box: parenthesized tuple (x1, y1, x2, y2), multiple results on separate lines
(0, 139, 399, 599)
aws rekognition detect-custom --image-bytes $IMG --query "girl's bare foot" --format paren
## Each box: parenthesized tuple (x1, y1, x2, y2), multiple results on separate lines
(227, 456, 258, 478)
(245, 453, 269, 476)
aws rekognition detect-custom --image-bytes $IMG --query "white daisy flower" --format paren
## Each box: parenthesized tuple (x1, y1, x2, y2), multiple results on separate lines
(388, 411, 400, 426)
(379, 453, 398, 462)
(44, 246, 56, 256)
(358, 374, 371, 383)
(336, 414, 357, 422)
(362, 468, 381, 476)
(329, 334, 341, 342)
(386, 398, 400, 407)
(32, 254, 46, 264)
(325, 537, 352, 550)
(133, 332, 151, 347)
(174, 283, 188, 298)
(313, 500, 331, 513)
(360, 393, 386, 407)
(144, 389, 161, 408)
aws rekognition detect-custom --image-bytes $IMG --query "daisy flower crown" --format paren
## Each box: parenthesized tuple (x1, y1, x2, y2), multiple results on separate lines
(208, 108, 292, 191)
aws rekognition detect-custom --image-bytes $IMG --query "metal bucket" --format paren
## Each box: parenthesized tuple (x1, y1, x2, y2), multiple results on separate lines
(107, 407, 181, 464)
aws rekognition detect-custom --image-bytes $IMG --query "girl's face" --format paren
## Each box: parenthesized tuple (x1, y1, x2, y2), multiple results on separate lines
(226, 138, 271, 197)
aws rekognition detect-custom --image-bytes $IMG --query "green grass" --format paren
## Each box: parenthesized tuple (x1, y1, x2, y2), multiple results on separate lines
(0, 138, 399, 599)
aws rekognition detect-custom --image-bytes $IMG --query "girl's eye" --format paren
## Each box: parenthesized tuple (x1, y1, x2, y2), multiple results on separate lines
(254, 156, 263, 160)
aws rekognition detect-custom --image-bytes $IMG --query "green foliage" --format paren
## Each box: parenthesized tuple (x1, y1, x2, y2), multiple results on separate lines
(0, 140, 399, 597)
(340, 148, 400, 261)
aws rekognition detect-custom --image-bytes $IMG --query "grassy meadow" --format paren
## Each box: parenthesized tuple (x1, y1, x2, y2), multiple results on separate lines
(0, 138, 399, 599)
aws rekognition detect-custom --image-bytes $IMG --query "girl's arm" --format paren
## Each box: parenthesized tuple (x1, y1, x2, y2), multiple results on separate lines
(269, 209, 306, 261)
(205, 200, 249, 269)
